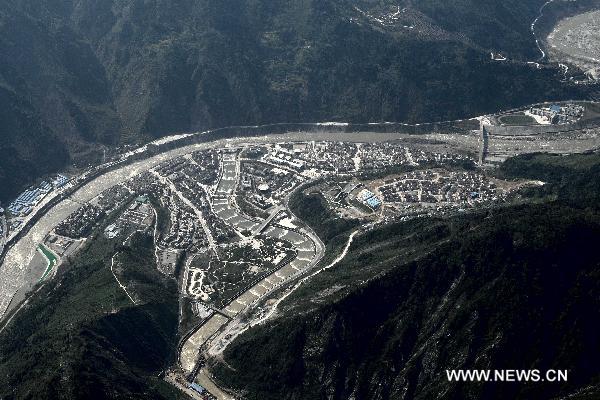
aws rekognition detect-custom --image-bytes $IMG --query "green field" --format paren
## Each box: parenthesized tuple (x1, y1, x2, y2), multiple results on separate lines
(38, 244, 58, 281)
(498, 113, 538, 126)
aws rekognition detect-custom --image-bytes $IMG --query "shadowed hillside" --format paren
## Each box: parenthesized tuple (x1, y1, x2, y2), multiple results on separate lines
(1, 0, 597, 201)
(0, 231, 183, 399)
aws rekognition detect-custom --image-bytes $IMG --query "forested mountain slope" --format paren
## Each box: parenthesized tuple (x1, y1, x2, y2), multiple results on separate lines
(0, 0, 596, 201)
(0, 233, 183, 399)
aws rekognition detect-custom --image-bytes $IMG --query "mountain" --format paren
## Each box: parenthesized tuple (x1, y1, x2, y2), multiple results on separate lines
(0, 233, 183, 399)
(350, 0, 547, 57)
(211, 152, 600, 400)
(0, 0, 596, 201)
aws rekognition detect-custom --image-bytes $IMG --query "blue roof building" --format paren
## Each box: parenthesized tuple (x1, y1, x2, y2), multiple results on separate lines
(358, 189, 375, 201)
(188, 382, 205, 394)
(357, 188, 382, 209)
(40, 181, 52, 193)
(366, 197, 382, 209)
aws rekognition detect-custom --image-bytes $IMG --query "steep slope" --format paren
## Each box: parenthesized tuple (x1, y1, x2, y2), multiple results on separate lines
(0, 87, 69, 201)
(212, 153, 600, 400)
(350, 0, 548, 57)
(0, 0, 120, 201)
(0, 0, 595, 202)
(0, 231, 183, 399)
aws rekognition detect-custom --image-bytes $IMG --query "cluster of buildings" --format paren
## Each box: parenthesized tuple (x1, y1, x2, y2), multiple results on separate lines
(308, 142, 357, 173)
(53, 174, 69, 188)
(151, 167, 207, 248)
(244, 142, 472, 181)
(104, 198, 154, 240)
(239, 161, 301, 211)
(154, 155, 236, 245)
(161, 159, 237, 243)
(6, 175, 69, 217)
(155, 157, 189, 181)
(529, 103, 585, 124)
(266, 147, 306, 171)
(379, 170, 500, 205)
(314, 180, 384, 217)
(159, 197, 203, 249)
(361, 143, 469, 170)
(55, 203, 105, 238)
(96, 185, 131, 212)
(188, 382, 216, 400)
(191, 150, 220, 184)
(203, 200, 238, 242)
(7, 182, 50, 216)
(360, 143, 415, 170)
(156, 153, 217, 190)
(124, 171, 159, 194)
(44, 234, 79, 258)
(231, 142, 481, 220)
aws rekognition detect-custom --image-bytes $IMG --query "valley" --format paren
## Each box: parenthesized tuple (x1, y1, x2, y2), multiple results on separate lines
(1, 100, 600, 398)
(1, 1, 600, 399)
(1, 0, 598, 204)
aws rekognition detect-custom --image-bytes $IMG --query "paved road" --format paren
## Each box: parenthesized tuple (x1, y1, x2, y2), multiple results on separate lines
(177, 198, 327, 399)
(0, 127, 480, 398)
(152, 170, 218, 251)
(252, 204, 285, 235)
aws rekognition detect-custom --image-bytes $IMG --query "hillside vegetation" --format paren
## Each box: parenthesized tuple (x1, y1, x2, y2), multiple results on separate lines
(0, 151, 599, 399)
(0, 0, 596, 201)
(212, 152, 600, 400)
(0, 231, 182, 399)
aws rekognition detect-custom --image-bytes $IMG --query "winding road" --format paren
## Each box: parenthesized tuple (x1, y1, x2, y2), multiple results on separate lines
(179, 153, 326, 378)
(0, 131, 377, 320)
(531, 0, 559, 61)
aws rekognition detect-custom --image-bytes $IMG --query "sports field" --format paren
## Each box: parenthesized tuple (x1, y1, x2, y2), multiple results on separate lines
(498, 114, 538, 126)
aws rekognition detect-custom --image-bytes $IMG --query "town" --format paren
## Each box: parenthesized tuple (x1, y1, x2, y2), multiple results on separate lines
(1, 115, 597, 400)
(3, 137, 530, 399)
